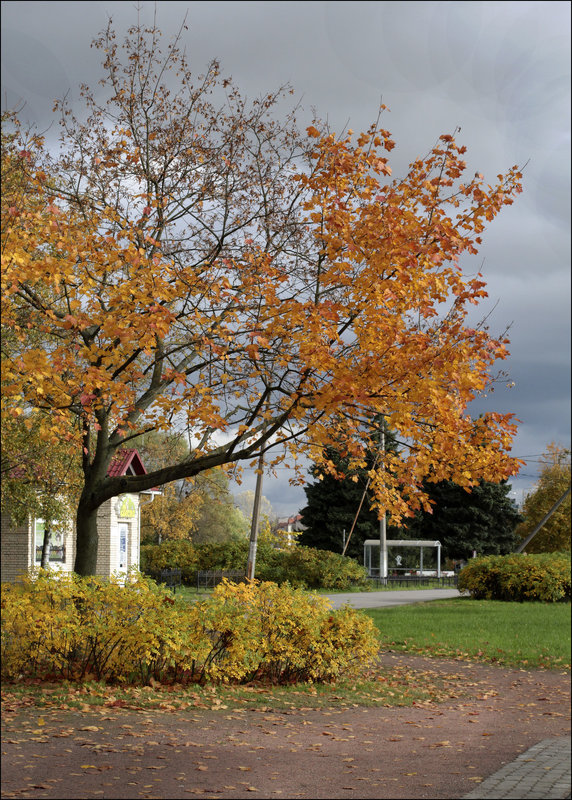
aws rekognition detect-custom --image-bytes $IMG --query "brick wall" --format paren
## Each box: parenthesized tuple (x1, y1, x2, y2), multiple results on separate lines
(1, 513, 31, 583)
(2, 494, 141, 582)
(95, 501, 112, 577)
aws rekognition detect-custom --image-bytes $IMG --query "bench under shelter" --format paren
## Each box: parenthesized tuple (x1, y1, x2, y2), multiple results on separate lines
(363, 539, 442, 578)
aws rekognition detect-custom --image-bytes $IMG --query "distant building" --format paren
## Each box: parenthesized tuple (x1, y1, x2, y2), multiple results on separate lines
(273, 513, 306, 547)
(275, 513, 307, 534)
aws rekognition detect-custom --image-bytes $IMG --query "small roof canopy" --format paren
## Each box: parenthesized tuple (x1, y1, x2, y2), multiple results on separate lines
(107, 449, 162, 494)
(107, 449, 147, 477)
(364, 539, 441, 547)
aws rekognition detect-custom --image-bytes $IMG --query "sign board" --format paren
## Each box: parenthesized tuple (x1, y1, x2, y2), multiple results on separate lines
(117, 495, 137, 519)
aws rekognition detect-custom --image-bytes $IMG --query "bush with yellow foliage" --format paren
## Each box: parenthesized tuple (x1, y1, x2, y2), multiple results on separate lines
(1, 571, 379, 685)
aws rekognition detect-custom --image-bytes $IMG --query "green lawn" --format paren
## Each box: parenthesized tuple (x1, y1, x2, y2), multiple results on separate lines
(364, 597, 571, 670)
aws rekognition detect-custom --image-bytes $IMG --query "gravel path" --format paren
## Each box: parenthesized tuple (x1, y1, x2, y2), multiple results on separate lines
(2, 652, 569, 799)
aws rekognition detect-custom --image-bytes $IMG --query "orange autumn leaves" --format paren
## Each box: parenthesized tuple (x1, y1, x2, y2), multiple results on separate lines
(1, 20, 523, 539)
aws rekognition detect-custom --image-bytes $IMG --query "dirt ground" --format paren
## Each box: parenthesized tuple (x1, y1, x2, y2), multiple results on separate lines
(1, 653, 570, 800)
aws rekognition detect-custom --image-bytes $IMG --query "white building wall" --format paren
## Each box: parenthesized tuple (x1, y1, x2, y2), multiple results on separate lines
(108, 494, 140, 576)
(28, 517, 75, 576)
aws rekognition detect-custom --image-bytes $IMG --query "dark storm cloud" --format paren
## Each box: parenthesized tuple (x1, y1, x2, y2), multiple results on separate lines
(1, 0, 569, 515)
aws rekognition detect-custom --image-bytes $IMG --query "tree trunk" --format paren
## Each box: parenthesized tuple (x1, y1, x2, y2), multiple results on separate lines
(74, 501, 100, 576)
(40, 521, 51, 569)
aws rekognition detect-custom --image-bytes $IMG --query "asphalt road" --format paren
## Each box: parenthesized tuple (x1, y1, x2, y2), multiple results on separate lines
(322, 587, 463, 609)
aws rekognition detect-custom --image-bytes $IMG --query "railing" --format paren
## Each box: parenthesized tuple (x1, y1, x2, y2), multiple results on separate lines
(368, 574, 459, 588)
(195, 569, 247, 590)
(153, 568, 182, 593)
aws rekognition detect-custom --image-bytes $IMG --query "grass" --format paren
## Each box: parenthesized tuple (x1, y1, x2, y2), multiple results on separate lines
(168, 584, 211, 600)
(0, 666, 467, 715)
(363, 597, 571, 671)
(317, 578, 457, 593)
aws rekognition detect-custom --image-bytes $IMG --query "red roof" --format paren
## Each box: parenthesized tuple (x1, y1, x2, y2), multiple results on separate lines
(107, 449, 147, 477)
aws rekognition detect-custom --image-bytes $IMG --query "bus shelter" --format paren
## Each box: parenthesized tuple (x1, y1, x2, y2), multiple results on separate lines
(363, 539, 442, 578)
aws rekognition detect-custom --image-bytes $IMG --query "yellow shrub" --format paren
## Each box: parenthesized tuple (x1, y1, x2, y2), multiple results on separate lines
(1, 573, 379, 685)
(193, 580, 379, 683)
(1, 571, 84, 677)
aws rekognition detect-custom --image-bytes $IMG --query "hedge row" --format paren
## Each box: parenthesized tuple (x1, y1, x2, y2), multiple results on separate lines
(141, 539, 370, 591)
(458, 552, 571, 602)
(1, 571, 379, 685)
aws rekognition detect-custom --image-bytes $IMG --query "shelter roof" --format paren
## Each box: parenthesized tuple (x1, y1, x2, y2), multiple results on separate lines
(363, 539, 441, 547)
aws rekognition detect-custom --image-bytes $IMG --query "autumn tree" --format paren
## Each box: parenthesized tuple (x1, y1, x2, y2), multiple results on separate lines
(132, 430, 201, 545)
(134, 430, 247, 544)
(191, 470, 250, 544)
(1, 19, 524, 576)
(1, 410, 81, 567)
(1, 119, 82, 566)
(234, 490, 276, 528)
(516, 444, 571, 553)
(140, 467, 248, 545)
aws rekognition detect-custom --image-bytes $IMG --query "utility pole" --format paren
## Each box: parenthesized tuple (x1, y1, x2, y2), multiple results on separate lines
(379, 414, 387, 582)
(246, 448, 265, 581)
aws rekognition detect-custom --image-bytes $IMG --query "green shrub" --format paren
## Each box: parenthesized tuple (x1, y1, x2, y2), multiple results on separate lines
(194, 538, 251, 570)
(140, 540, 199, 584)
(1, 571, 379, 685)
(257, 546, 370, 590)
(141, 539, 369, 591)
(458, 552, 571, 602)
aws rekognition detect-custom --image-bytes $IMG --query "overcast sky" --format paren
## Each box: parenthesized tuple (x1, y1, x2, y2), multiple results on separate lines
(2, 0, 570, 516)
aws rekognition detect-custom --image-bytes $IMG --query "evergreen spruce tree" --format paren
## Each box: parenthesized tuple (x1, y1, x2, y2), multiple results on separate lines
(402, 479, 522, 562)
(299, 432, 400, 560)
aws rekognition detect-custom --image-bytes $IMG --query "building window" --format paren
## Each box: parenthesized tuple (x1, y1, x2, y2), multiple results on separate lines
(35, 519, 66, 563)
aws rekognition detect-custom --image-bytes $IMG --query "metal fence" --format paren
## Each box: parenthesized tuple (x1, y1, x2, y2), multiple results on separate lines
(152, 568, 182, 593)
(195, 569, 247, 590)
(368, 574, 459, 589)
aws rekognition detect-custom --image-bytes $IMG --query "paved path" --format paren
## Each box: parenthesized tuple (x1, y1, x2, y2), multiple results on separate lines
(462, 736, 571, 799)
(323, 589, 571, 799)
(3, 588, 569, 799)
(323, 587, 462, 608)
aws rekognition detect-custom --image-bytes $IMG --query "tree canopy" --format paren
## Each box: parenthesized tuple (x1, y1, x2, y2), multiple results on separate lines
(299, 435, 400, 559)
(401, 478, 522, 562)
(516, 444, 571, 553)
(1, 19, 523, 575)
(133, 431, 248, 545)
